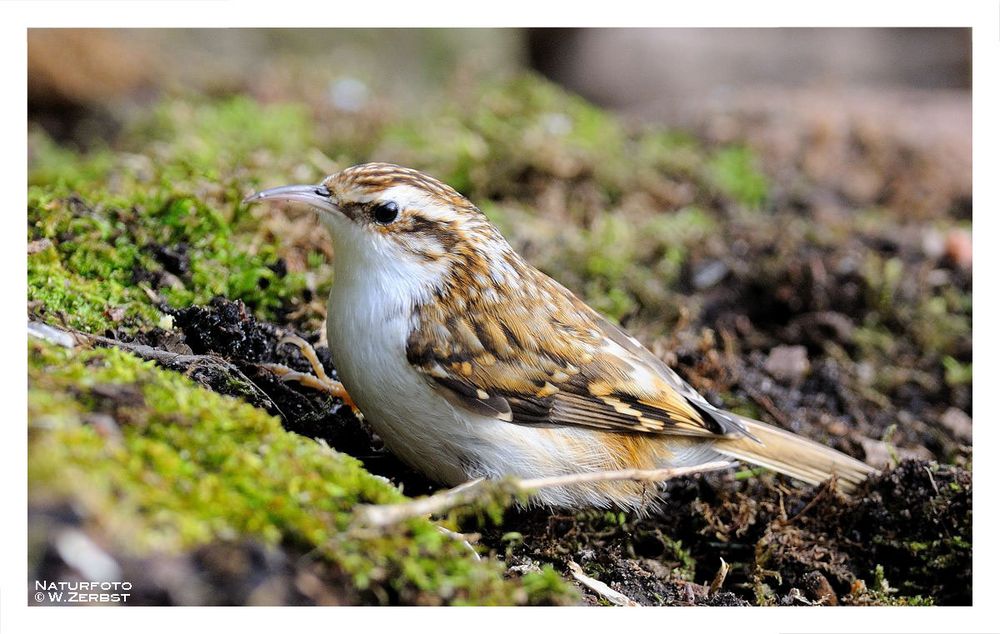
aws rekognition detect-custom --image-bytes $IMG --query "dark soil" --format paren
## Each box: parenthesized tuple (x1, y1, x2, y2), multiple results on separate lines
(116, 297, 441, 499)
(473, 460, 970, 606)
(97, 296, 970, 606)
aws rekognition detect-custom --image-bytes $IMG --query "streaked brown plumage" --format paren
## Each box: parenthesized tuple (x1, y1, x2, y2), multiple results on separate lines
(247, 162, 877, 510)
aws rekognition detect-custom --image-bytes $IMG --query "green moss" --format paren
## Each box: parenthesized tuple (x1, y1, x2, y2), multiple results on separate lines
(635, 129, 704, 176)
(706, 146, 769, 209)
(28, 339, 575, 604)
(531, 206, 717, 323)
(518, 564, 574, 602)
(380, 74, 628, 196)
(28, 132, 116, 189)
(137, 97, 315, 164)
(28, 184, 313, 332)
(864, 255, 905, 317)
(914, 294, 972, 359)
(852, 245, 971, 382)
(377, 74, 764, 213)
(660, 536, 697, 582)
(28, 238, 162, 332)
(942, 356, 972, 387)
(28, 75, 772, 338)
(846, 565, 935, 606)
(27, 97, 337, 333)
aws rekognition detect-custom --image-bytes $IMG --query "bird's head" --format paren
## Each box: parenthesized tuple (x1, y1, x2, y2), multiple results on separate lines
(245, 162, 521, 301)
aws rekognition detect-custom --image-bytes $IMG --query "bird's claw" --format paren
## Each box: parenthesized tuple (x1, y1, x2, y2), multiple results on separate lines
(263, 335, 359, 413)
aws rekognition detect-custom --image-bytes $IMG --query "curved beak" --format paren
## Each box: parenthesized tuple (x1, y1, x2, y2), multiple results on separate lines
(242, 184, 340, 216)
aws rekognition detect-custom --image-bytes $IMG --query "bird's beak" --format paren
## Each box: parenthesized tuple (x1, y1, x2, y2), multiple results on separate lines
(242, 184, 340, 216)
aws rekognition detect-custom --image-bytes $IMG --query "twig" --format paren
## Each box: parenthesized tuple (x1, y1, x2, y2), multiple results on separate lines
(709, 557, 730, 595)
(746, 388, 791, 428)
(436, 525, 480, 561)
(355, 461, 735, 528)
(517, 462, 732, 489)
(780, 476, 836, 525)
(566, 561, 639, 606)
(27, 321, 77, 348)
(923, 464, 940, 495)
(28, 320, 286, 417)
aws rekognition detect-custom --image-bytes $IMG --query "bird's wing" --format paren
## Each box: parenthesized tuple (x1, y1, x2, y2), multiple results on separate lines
(406, 269, 749, 440)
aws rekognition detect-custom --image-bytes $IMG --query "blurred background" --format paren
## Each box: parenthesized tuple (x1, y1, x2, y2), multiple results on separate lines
(28, 28, 972, 222)
(29, 28, 970, 145)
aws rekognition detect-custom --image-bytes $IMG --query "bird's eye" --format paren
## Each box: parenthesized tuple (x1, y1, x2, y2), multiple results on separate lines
(372, 201, 400, 224)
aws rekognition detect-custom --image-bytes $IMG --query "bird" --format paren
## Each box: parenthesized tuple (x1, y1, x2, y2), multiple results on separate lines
(244, 162, 876, 511)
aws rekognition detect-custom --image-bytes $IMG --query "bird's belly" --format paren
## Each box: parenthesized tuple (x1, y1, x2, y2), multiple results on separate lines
(327, 302, 470, 485)
(325, 288, 722, 510)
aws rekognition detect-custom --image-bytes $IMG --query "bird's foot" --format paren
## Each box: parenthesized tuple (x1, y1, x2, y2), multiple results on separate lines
(263, 334, 359, 413)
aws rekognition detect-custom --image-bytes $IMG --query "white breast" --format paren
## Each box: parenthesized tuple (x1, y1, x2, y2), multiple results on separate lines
(323, 240, 619, 493)
(324, 233, 472, 485)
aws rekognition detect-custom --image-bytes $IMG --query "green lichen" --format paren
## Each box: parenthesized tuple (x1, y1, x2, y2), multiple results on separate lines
(28, 339, 576, 605)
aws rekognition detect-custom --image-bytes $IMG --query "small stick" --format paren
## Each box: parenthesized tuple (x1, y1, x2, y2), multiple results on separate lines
(746, 388, 791, 428)
(436, 525, 481, 561)
(567, 560, 639, 606)
(780, 476, 836, 525)
(28, 321, 286, 417)
(356, 461, 735, 528)
(709, 557, 730, 595)
(923, 464, 940, 495)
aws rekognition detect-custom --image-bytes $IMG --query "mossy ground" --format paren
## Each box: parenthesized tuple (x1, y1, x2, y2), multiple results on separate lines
(28, 338, 574, 605)
(28, 72, 970, 605)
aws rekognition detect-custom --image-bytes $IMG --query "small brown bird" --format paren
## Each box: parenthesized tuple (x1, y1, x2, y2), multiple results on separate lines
(246, 163, 875, 511)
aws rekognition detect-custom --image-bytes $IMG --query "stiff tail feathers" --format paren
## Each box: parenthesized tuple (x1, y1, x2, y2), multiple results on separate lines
(714, 416, 876, 493)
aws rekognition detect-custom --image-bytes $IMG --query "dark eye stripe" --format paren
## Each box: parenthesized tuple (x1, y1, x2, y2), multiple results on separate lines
(403, 216, 438, 234)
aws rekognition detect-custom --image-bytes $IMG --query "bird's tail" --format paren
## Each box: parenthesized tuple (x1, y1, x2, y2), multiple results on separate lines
(714, 416, 876, 493)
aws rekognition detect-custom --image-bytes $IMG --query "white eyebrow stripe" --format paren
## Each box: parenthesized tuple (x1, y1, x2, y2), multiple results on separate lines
(358, 184, 462, 224)
(352, 183, 423, 205)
